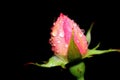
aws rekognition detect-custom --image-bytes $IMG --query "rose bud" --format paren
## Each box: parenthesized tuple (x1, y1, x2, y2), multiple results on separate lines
(49, 13, 88, 62)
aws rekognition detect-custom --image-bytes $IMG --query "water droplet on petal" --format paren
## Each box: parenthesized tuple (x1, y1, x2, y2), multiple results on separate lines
(80, 34, 83, 37)
(59, 19, 63, 24)
(59, 32, 64, 37)
(81, 29, 85, 34)
(57, 40, 60, 43)
(53, 43, 56, 46)
(65, 44, 68, 48)
(73, 23, 77, 27)
(49, 38, 52, 44)
(51, 32, 57, 37)
(77, 40, 80, 43)
(53, 22, 56, 25)
(79, 33, 83, 37)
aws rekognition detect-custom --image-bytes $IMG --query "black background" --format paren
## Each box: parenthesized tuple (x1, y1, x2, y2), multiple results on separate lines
(5, 1, 120, 80)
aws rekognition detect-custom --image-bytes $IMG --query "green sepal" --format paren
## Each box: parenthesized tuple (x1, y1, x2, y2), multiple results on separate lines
(86, 22, 94, 46)
(30, 56, 68, 68)
(92, 42, 100, 50)
(67, 31, 82, 62)
(83, 49, 120, 58)
(69, 62, 85, 80)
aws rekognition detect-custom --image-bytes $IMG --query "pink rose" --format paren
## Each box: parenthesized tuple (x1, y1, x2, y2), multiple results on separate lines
(49, 13, 88, 57)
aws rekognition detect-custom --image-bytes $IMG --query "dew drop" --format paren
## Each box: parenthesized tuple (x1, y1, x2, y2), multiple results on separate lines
(80, 34, 83, 37)
(53, 43, 56, 46)
(59, 32, 64, 37)
(65, 44, 68, 48)
(49, 38, 52, 44)
(53, 22, 56, 25)
(57, 40, 60, 43)
(81, 29, 85, 33)
(79, 33, 83, 37)
(73, 23, 77, 27)
(51, 32, 57, 37)
(76, 40, 80, 43)
(59, 19, 63, 24)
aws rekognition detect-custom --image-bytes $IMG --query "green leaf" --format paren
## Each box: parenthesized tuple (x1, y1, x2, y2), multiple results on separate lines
(67, 32, 82, 62)
(69, 62, 85, 80)
(30, 56, 68, 68)
(86, 22, 94, 46)
(83, 49, 120, 58)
